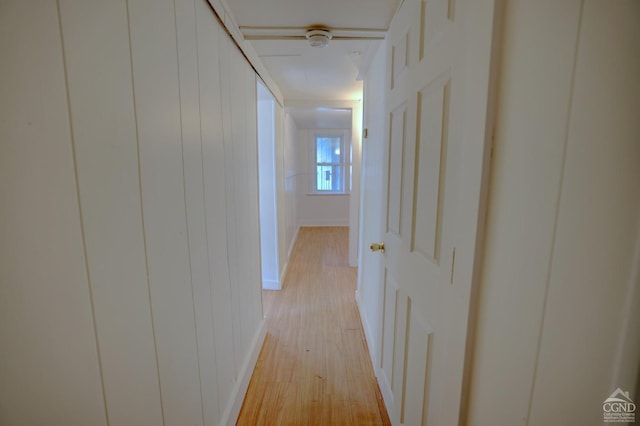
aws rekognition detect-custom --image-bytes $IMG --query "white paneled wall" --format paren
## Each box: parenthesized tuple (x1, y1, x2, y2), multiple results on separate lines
(0, 0, 264, 425)
(195, 1, 238, 412)
(0, 3, 108, 425)
(129, 1, 203, 423)
(57, 0, 165, 423)
(176, 1, 221, 424)
(467, 1, 640, 425)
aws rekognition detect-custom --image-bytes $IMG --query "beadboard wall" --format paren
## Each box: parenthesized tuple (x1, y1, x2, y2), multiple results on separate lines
(0, 1, 264, 424)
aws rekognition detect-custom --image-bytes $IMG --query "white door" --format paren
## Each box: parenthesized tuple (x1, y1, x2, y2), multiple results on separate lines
(375, 0, 499, 424)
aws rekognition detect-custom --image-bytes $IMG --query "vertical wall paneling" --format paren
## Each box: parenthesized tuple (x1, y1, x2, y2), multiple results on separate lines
(57, 0, 165, 424)
(127, 0, 204, 424)
(229, 45, 251, 360)
(465, 2, 584, 424)
(175, 0, 220, 423)
(218, 27, 244, 379)
(0, 2, 108, 424)
(204, 8, 264, 421)
(195, 0, 237, 408)
(528, 2, 640, 424)
(2, 0, 266, 423)
(467, 1, 640, 425)
(221, 38, 264, 374)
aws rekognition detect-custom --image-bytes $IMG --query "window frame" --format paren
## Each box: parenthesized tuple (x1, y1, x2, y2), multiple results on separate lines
(310, 129, 350, 194)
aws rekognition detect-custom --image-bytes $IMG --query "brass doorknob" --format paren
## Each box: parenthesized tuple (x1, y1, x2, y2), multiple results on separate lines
(370, 242, 385, 253)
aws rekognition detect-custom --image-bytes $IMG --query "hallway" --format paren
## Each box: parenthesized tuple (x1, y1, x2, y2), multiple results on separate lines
(237, 227, 390, 425)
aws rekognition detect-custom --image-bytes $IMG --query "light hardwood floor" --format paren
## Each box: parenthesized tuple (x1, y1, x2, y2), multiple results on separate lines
(237, 227, 391, 425)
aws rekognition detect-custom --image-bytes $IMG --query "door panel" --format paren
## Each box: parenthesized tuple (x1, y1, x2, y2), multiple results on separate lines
(390, 290, 409, 408)
(380, 269, 398, 402)
(378, 0, 498, 424)
(391, 33, 409, 90)
(413, 76, 450, 263)
(404, 306, 433, 426)
(386, 104, 408, 236)
(420, 0, 454, 60)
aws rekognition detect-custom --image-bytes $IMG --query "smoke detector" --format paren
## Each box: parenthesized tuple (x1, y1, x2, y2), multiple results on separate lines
(305, 29, 332, 48)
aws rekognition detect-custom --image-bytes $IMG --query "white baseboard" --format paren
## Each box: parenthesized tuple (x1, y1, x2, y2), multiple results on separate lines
(355, 290, 378, 371)
(278, 261, 288, 289)
(287, 226, 300, 260)
(262, 279, 281, 290)
(297, 219, 349, 227)
(221, 319, 266, 426)
(356, 290, 393, 419)
(378, 369, 394, 415)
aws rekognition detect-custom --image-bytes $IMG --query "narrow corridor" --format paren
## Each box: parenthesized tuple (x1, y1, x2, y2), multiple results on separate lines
(237, 227, 390, 425)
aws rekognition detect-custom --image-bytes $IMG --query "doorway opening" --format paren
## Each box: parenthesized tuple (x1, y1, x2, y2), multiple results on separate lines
(285, 102, 362, 267)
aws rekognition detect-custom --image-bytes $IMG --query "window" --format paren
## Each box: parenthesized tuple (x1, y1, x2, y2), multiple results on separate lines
(313, 132, 347, 193)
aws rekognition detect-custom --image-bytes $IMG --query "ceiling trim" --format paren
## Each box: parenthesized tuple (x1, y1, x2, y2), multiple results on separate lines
(209, 0, 285, 104)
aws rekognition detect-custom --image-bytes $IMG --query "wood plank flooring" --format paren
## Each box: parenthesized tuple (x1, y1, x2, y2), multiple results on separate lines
(237, 227, 390, 425)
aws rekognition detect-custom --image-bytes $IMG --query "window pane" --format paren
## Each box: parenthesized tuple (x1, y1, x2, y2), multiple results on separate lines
(316, 165, 343, 191)
(316, 137, 341, 163)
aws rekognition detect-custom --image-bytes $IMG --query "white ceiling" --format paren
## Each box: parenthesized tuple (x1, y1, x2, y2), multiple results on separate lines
(223, 0, 400, 101)
(225, 0, 399, 30)
(252, 39, 379, 100)
(288, 107, 352, 129)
